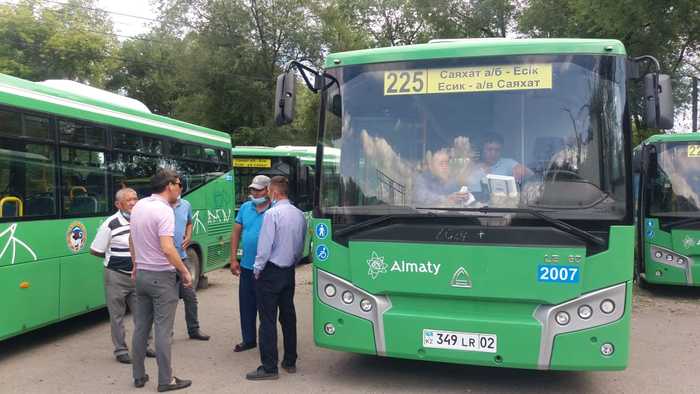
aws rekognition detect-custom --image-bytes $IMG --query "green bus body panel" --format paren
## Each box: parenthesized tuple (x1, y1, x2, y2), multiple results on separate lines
(311, 219, 632, 370)
(0, 176, 233, 340)
(324, 39, 626, 69)
(185, 173, 235, 272)
(313, 270, 377, 355)
(0, 73, 230, 148)
(549, 283, 632, 371)
(641, 218, 700, 286)
(0, 260, 60, 339)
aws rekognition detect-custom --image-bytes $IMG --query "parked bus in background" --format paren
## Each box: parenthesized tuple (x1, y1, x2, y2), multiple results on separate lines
(0, 74, 233, 341)
(274, 38, 674, 370)
(231, 145, 339, 261)
(634, 133, 700, 287)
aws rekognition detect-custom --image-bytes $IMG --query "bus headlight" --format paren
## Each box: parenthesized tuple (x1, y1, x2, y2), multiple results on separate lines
(342, 291, 354, 304)
(600, 343, 615, 356)
(577, 305, 593, 320)
(324, 284, 336, 297)
(555, 311, 570, 326)
(600, 299, 615, 314)
(360, 299, 373, 312)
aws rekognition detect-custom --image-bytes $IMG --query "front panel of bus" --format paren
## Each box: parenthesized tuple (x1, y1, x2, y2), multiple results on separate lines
(311, 54, 632, 370)
(641, 141, 700, 286)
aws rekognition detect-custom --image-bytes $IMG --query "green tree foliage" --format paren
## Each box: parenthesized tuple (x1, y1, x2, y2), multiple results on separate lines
(519, 0, 700, 138)
(0, 0, 119, 86)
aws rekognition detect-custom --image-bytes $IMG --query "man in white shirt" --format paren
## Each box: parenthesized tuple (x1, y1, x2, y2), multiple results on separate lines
(90, 188, 154, 364)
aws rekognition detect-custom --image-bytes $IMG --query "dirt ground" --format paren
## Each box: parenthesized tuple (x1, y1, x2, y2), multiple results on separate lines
(1, 264, 699, 394)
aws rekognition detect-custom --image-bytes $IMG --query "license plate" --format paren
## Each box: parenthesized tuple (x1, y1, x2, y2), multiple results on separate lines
(422, 329, 497, 353)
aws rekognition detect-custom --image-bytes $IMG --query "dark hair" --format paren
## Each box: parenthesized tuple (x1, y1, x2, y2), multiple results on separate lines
(269, 176, 289, 196)
(151, 168, 180, 193)
(481, 132, 504, 147)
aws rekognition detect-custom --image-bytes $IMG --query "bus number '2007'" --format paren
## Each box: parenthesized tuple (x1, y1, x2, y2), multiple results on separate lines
(538, 265, 580, 283)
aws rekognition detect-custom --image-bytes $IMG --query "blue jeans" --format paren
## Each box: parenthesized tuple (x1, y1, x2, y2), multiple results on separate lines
(239, 267, 257, 345)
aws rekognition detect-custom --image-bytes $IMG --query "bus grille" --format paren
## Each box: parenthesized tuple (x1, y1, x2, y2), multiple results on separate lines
(207, 242, 231, 268)
(207, 221, 232, 236)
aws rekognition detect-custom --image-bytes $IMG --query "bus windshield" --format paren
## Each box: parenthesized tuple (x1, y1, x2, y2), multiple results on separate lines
(649, 141, 700, 217)
(320, 54, 627, 222)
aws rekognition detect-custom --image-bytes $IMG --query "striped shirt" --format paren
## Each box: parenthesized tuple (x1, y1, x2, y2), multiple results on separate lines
(91, 211, 133, 274)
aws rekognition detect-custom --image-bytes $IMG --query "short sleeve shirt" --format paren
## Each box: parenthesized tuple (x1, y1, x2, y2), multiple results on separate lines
(90, 211, 132, 274)
(130, 194, 175, 271)
(235, 201, 268, 270)
(173, 198, 192, 259)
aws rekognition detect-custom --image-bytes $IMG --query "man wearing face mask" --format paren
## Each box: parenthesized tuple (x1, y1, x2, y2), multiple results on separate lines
(230, 175, 271, 353)
(91, 188, 155, 364)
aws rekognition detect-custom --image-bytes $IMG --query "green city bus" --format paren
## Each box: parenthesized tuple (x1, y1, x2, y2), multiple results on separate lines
(231, 145, 339, 261)
(634, 132, 700, 287)
(275, 38, 674, 370)
(0, 73, 233, 341)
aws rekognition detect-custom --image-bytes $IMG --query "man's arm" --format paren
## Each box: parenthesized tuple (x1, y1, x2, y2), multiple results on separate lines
(90, 221, 110, 259)
(182, 202, 193, 249)
(160, 236, 192, 288)
(253, 212, 276, 277)
(230, 223, 243, 276)
(182, 222, 193, 249)
(129, 235, 137, 281)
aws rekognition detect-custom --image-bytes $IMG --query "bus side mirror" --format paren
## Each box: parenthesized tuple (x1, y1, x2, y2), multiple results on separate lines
(644, 73, 674, 130)
(274, 69, 296, 126)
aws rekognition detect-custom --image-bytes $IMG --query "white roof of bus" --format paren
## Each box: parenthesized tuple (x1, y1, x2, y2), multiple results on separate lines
(38, 80, 152, 114)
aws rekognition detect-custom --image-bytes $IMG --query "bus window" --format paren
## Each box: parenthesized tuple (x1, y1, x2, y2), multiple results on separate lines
(113, 152, 165, 198)
(60, 147, 108, 215)
(59, 120, 106, 147)
(0, 140, 56, 219)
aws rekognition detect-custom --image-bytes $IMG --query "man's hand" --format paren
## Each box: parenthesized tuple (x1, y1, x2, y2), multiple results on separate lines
(131, 269, 137, 282)
(230, 258, 241, 276)
(181, 269, 193, 288)
(182, 235, 191, 250)
(254, 270, 261, 280)
(513, 164, 530, 182)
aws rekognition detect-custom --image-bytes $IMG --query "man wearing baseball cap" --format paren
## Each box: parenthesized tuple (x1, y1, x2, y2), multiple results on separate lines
(230, 175, 271, 352)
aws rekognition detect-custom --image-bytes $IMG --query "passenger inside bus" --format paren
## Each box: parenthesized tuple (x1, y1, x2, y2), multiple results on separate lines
(412, 148, 466, 206)
(466, 132, 533, 195)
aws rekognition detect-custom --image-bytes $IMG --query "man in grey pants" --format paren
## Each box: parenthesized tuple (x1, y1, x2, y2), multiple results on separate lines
(130, 169, 193, 392)
(90, 188, 155, 364)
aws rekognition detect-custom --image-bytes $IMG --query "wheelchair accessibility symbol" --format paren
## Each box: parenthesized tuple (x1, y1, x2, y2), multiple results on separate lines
(315, 223, 329, 240)
(316, 244, 329, 261)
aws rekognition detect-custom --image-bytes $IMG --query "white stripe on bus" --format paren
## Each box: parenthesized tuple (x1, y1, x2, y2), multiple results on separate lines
(0, 83, 231, 144)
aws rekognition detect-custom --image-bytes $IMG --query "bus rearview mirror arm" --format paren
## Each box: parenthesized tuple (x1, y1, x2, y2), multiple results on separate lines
(274, 60, 338, 126)
(633, 55, 674, 130)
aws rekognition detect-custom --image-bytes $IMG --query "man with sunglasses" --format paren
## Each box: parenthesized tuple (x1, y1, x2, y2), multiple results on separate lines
(172, 179, 210, 341)
(130, 169, 193, 392)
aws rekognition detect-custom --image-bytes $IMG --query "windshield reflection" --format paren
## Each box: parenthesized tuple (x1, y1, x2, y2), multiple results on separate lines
(650, 142, 700, 216)
(321, 55, 627, 220)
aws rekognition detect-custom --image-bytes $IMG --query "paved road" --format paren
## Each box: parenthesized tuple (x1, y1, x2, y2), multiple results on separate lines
(1, 265, 699, 393)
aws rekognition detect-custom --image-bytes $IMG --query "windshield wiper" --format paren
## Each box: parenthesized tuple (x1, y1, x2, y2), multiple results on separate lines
(660, 217, 700, 231)
(415, 206, 606, 248)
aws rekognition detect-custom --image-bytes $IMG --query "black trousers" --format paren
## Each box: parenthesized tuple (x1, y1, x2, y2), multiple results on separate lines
(256, 263, 296, 373)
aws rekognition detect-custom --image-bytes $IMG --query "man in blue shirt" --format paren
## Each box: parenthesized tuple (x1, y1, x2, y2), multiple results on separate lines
(467, 132, 533, 196)
(230, 175, 271, 353)
(246, 176, 306, 381)
(173, 195, 209, 341)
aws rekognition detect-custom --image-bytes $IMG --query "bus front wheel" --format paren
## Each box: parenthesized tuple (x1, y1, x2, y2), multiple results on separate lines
(186, 247, 202, 290)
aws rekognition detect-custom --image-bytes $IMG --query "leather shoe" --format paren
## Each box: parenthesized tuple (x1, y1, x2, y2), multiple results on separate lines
(188, 330, 210, 341)
(246, 366, 278, 380)
(157, 376, 192, 392)
(146, 348, 156, 358)
(233, 342, 256, 352)
(116, 353, 132, 364)
(134, 374, 149, 388)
